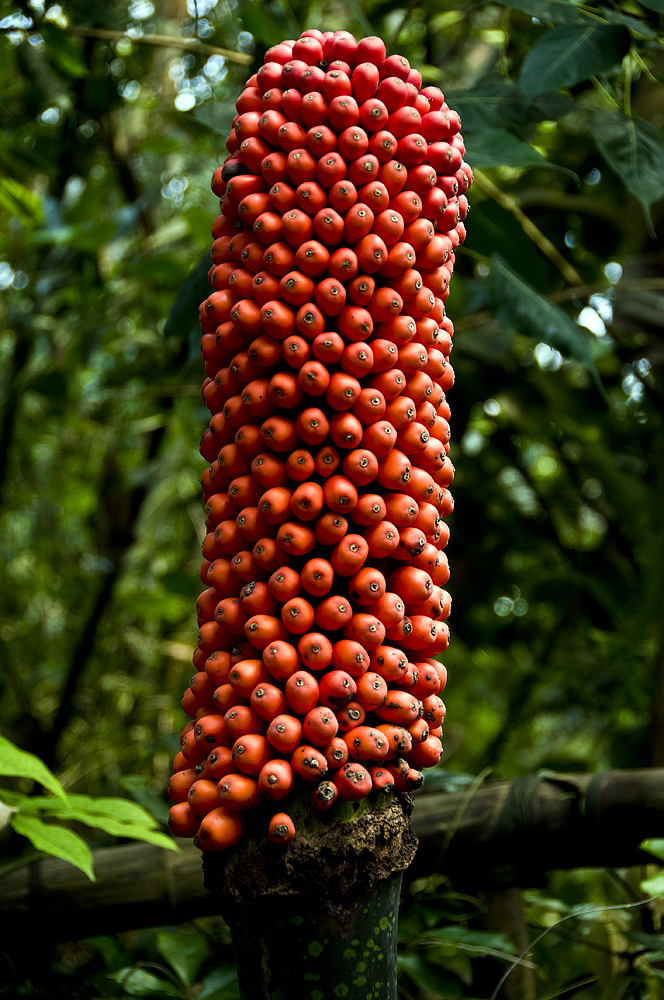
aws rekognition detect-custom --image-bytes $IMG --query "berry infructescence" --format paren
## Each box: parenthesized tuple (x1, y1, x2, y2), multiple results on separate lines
(168, 28, 470, 853)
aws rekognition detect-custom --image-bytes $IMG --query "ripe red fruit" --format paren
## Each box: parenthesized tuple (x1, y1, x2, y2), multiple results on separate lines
(333, 762, 372, 800)
(181, 30, 472, 854)
(290, 746, 329, 782)
(268, 812, 296, 843)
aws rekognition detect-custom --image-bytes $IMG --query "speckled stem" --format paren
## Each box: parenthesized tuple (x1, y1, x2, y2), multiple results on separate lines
(229, 871, 402, 1000)
(203, 791, 417, 1000)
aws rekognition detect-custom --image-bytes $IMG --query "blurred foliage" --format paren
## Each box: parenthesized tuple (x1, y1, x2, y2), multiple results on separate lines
(1, 0, 664, 996)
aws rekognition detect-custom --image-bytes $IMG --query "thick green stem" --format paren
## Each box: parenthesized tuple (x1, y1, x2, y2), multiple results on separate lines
(203, 791, 417, 1000)
(229, 872, 402, 1000)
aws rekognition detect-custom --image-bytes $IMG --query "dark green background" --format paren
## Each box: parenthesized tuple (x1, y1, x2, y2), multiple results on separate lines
(1, 0, 663, 995)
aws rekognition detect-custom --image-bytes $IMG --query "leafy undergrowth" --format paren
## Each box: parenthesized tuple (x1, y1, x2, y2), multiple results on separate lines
(2, 855, 662, 999)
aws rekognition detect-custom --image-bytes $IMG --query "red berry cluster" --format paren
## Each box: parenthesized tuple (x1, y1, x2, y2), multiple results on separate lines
(168, 29, 470, 853)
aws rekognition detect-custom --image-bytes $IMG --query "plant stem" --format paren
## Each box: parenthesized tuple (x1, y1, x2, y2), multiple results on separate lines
(472, 169, 584, 287)
(229, 872, 403, 1000)
(203, 791, 417, 1000)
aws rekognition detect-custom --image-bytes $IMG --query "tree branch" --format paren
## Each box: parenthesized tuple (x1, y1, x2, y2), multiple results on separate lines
(0, 23, 254, 65)
(473, 168, 584, 287)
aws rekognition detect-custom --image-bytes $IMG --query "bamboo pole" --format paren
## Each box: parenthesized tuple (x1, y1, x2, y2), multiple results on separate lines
(1, 769, 662, 943)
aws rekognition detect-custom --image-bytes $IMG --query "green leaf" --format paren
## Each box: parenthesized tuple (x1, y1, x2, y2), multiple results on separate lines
(240, 0, 299, 45)
(422, 925, 517, 958)
(468, 202, 551, 289)
(0, 177, 43, 225)
(42, 24, 89, 78)
(198, 966, 239, 999)
(73, 795, 164, 827)
(398, 954, 465, 997)
(488, 255, 601, 385)
(0, 788, 31, 806)
(112, 967, 184, 998)
(641, 871, 664, 896)
(640, 0, 664, 10)
(0, 734, 68, 802)
(0, 796, 17, 831)
(189, 102, 238, 138)
(19, 794, 179, 851)
(156, 931, 210, 987)
(606, 10, 659, 39)
(629, 931, 664, 949)
(642, 839, 664, 860)
(444, 83, 528, 133)
(589, 111, 664, 234)
(344, 0, 375, 35)
(527, 90, 576, 122)
(120, 775, 171, 828)
(22, 793, 160, 826)
(164, 252, 211, 343)
(492, 0, 585, 22)
(488, 255, 608, 397)
(94, 820, 179, 851)
(10, 813, 95, 881)
(466, 128, 561, 171)
(416, 769, 477, 793)
(86, 935, 132, 972)
(519, 23, 631, 96)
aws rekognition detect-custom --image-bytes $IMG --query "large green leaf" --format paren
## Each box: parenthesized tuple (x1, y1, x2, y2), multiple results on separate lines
(0, 734, 68, 802)
(422, 925, 517, 959)
(197, 966, 239, 1000)
(640, 0, 664, 10)
(488, 255, 601, 386)
(156, 931, 210, 987)
(519, 22, 631, 95)
(19, 793, 159, 825)
(466, 202, 552, 290)
(80, 818, 178, 850)
(67, 795, 162, 826)
(466, 128, 563, 171)
(10, 813, 95, 880)
(589, 111, 664, 233)
(642, 838, 664, 860)
(18, 794, 179, 850)
(164, 252, 211, 345)
(398, 954, 466, 997)
(112, 967, 184, 998)
(445, 83, 529, 134)
(641, 871, 664, 896)
(492, 0, 585, 22)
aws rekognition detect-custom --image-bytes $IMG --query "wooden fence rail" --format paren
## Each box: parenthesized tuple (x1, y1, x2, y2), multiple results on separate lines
(2, 768, 662, 942)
